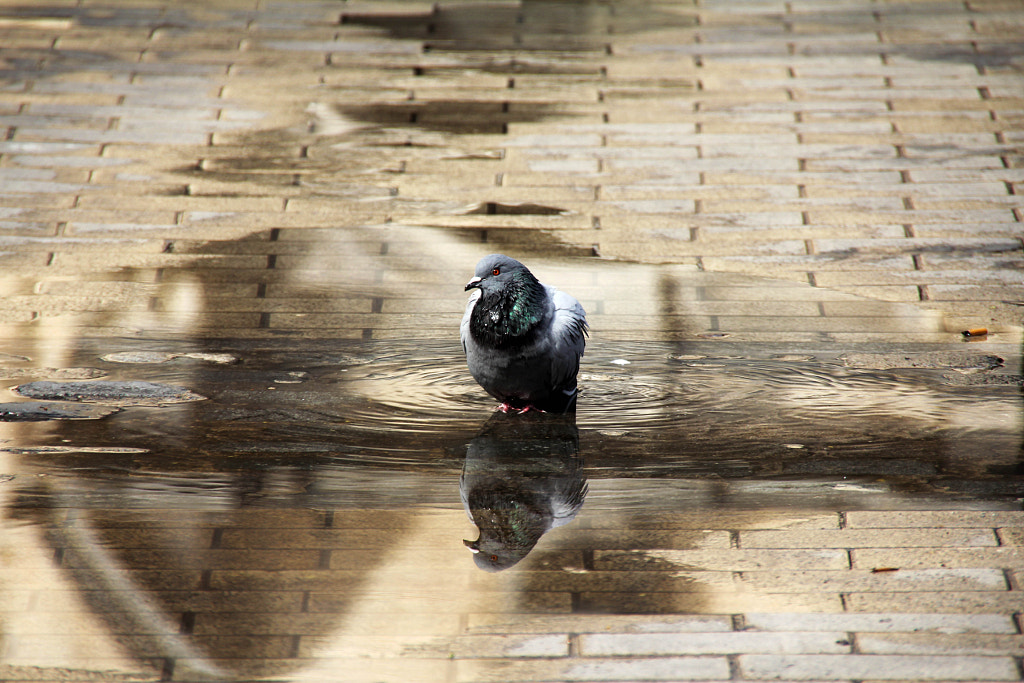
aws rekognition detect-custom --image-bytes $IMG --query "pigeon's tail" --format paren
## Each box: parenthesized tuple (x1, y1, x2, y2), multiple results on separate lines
(538, 385, 579, 414)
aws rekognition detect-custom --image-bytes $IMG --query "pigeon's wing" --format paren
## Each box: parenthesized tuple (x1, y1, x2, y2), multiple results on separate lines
(458, 470, 474, 522)
(551, 478, 588, 529)
(460, 288, 481, 354)
(547, 287, 588, 387)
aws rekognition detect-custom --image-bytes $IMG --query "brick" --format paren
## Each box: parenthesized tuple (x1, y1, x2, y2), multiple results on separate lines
(914, 223, 1024, 237)
(851, 547, 1024, 570)
(594, 549, 850, 571)
(744, 612, 1018, 634)
(846, 511, 1024, 529)
(602, 183, 796, 201)
(702, 255, 917, 276)
(0, 179, 88, 194)
(818, 300, 928, 317)
(309, 590, 572, 615)
(587, 511, 842, 531)
(857, 633, 1024, 656)
(174, 658, 449, 682)
(32, 589, 305, 614)
(466, 614, 734, 635)
(456, 655, 731, 682)
(1, 569, 201, 600)
(57, 527, 215, 549)
(737, 568, 1007, 593)
(0, 141, 97, 154)
(193, 611, 460, 637)
(921, 253, 1024, 272)
(997, 527, 1024, 545)
(813, 209, 1017, 225)
(505, 134, 604, 148)
(76, 194, 285, 213)
(908, 169, 1024, 183)
(698, 285, 855, 301)
(698, 211, 806, 228)
(739, 654, 1020, 681)
(549, 528, 734, 550)
(476, 569, 737, 594)
(845, 592, 1024, 614)
(741, 529, 1000, 549)
(579, 631, 851, 656)
(209, 569, 462, 592)
(1, 660, 162, 680)
(805, 156, 1007, 171)
(0, 310, 37, 322)
(814, 268, 1024, 287)
(703, 225, 909, 241)
(7, 634, 294, 660)
(61, 548, 323, 571)
(927, 283, 1024, 303)
(16, 126, 214, 145)
(457, 634, 570, 659)
(713, 314, 936, 333)
(911, 189, 1023, 207)
(581, 593, 843, 614)
(296, 633, 568, 659)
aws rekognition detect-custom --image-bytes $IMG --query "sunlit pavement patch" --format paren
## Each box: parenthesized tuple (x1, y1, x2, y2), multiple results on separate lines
(12, 380, 207, 405)
(841, 352, 1021, 385)
(841, 352, 1005, 372)
(100, 351, 239, 364)
(0, 401, 120, 421)
(0, 445, 148, 454)
(0, 366, 106, 380)
(941, 372, 1024, 387)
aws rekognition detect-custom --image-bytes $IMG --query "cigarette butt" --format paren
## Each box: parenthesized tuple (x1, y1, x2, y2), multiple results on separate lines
(961, 327, 988, 337)
(871, 567, 900, 573)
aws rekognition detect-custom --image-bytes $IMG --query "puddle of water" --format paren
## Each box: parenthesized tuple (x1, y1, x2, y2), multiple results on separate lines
(2, 336, 1020, 504)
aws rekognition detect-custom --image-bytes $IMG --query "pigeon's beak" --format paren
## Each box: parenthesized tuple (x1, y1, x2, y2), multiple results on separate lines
(465, 276, 483, 291)
(463, 538, 480, 553)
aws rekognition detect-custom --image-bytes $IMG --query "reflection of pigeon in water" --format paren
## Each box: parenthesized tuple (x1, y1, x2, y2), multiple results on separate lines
(461, 254, 587, 414)
(460, 411, 587, 572)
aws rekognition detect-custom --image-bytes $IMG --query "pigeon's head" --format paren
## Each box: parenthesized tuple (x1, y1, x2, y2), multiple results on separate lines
(463, 534, 532, 572)
(465, 254, 530, 293)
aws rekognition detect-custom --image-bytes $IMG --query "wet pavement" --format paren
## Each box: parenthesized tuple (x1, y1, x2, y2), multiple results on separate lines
(1, 0, 1023, 681)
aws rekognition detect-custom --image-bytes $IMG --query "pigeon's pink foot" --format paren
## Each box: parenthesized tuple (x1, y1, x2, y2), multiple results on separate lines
(497, 402, 546, 414)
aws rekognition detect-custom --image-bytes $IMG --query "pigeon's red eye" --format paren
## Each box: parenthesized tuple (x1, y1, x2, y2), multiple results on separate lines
(492, 267, 500, 276)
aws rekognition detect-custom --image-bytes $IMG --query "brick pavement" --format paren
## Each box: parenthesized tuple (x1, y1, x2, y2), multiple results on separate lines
(0, 0, 1021, 340)
(0, 0, 1022, 682)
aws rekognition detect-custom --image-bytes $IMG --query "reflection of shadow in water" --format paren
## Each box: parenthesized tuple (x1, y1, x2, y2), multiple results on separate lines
(340, 1, 697, 51)
(461, 411, 587, 572)
(5, 487, 432, 682)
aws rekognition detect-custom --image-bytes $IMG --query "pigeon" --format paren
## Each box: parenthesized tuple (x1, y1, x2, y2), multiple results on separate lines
(461, 254, 588, 413)
(461, 411, 587, 571)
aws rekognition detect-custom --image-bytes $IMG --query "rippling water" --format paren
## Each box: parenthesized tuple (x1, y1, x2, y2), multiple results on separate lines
(4, 337, 1020, 509)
